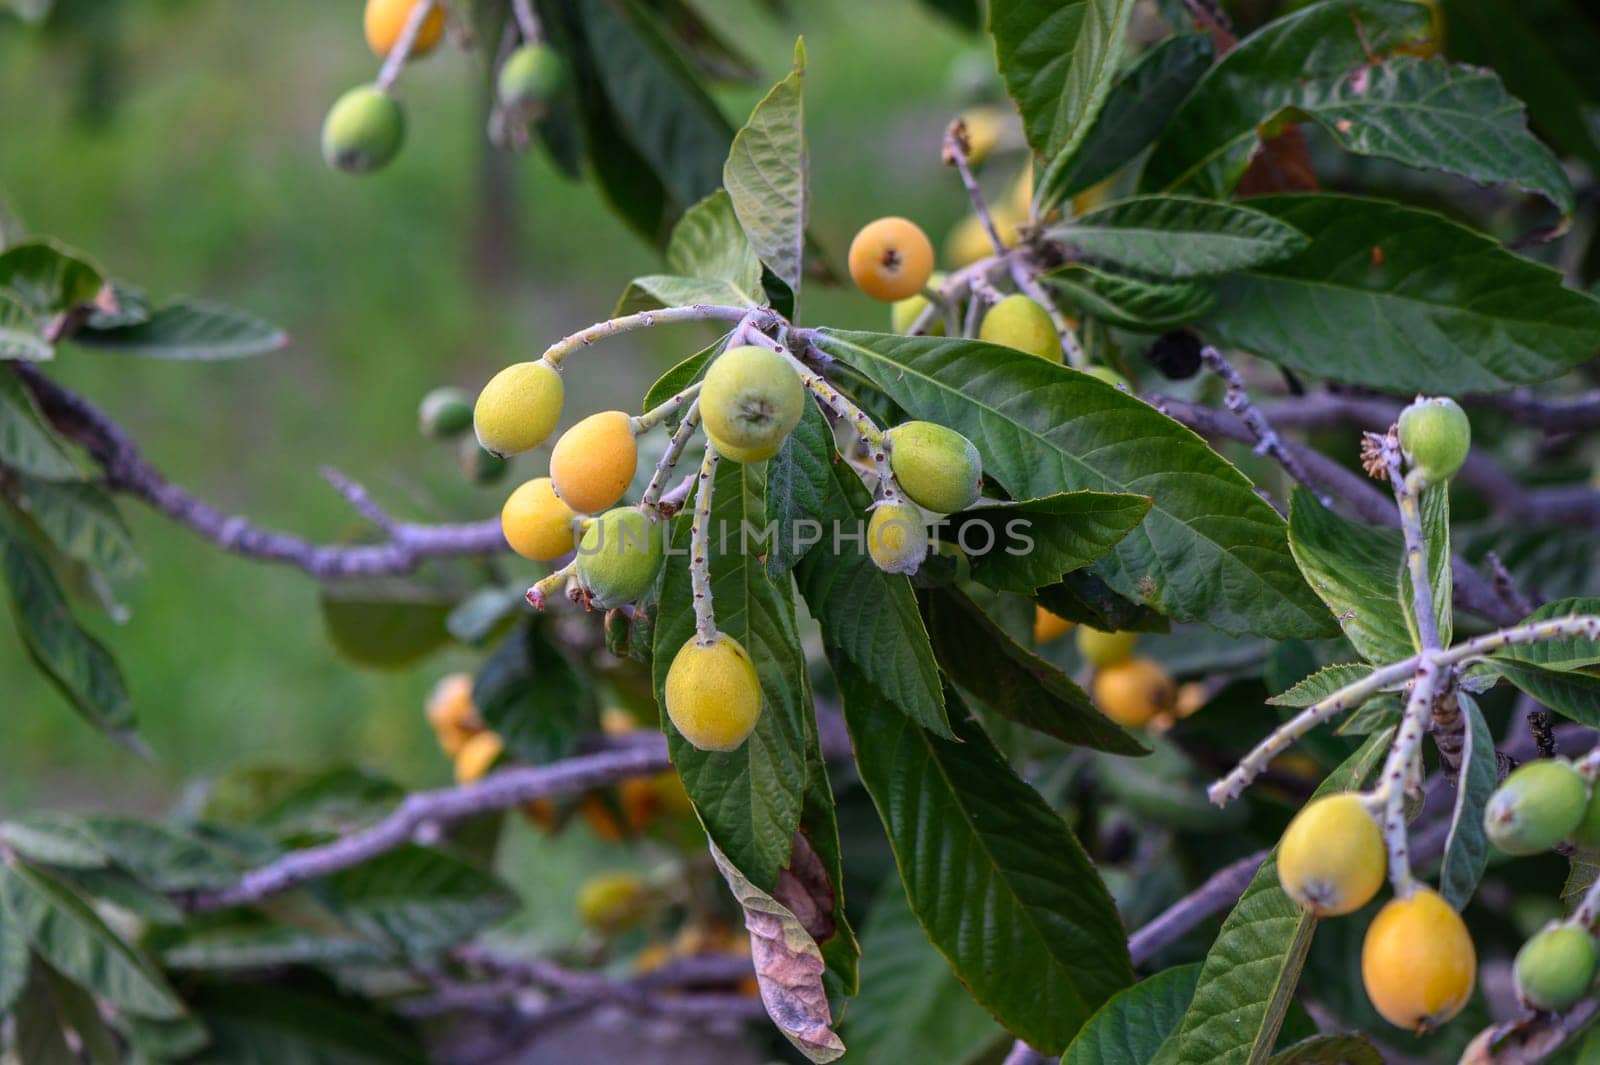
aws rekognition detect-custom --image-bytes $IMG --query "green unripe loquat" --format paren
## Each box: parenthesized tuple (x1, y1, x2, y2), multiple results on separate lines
(866, 502, 929, 575)
(418, 387, 474, 439)
(458, 437, 509, 485)
(889, 272, 947, 335)
(475, 360, 565, 457)
(1514, 924, 1597, 1012)
(498, 43, 565, 112)
(1397, 397, 1470, 484)
(979, 294, 1060, 362)
(1076, 627, 1138, 668)
(550, 410, 639, 514)
(664, 633, 762, 751)
(884, 420, 982, 514)
(1485, 759, 1588, 856)
(576, 872, 649, 933)
(575, 507, 664, 608)
(322, 85, 405, 174)
(699, 345, 806, 464)
(1276, 793, 1386, 917)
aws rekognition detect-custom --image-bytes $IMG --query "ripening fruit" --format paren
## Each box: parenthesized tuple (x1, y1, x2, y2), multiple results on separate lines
(1485, 759, 1588, 856)
(700, 345, 806, 463)
(1362, 888, 1476, 1032)
(1033, 607, 1073, 644)
(884, 421, 982, 514)
(576, 873, 649, 933)
(322, 86, 405, 174)
(1084, 366, 1131, 391)
(501, 477, 577, 561)
(889, 272, 947, 335)
(980, 295, 1061, 362)
(1174, 681, 1208, 719)
(1076, 627, 1138, 668)
(945, 208, 1020, 268)
(867, 502, 930, 575)
(1514, 924, 1597, 1012)
(475, 360, 565, 457)
(575, 507, 664, 608)
(1397, 397, 1471, 484)
(458, 438, 509, 485)
(664, 634, 762, 751)
(454, 730, 504, 785)
(1277, 793, 1385, 917)
(1092, 657, 1175, 728)
(550, 410, 639, 514)
(497, 43, 564, 112)
(365, 0, 445, 58)
(426, 673, 482, 758)
(580, 793, 627, 843)
(418, 387, 474, 439)
(849, 217, 935, 302)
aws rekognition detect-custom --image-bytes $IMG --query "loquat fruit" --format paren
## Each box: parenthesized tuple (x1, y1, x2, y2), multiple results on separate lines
(575, 507, 664, 608)
(474, 360, 565, 457)
(365, 0, 445, 58)
(979, 294, 1061, 362)
(1276, 793, 1385, 917)
(1485, 759, 1588, 856)
(500, 476, 578, 561)
(866, 502, 930, 575)
(1092, 657, 1174, 728)
(849, 217, 935, 302)
(1033, 606, 1074, 644)
(664, 633, 762, 752)
(1076, 626, 1138, 668)
(1514, 924, 1597, 1012)
(549, 410, 639, 515)
(699, 345, 807, 464)
(1397, 397, 1471, 485)
(884, 420, 983, 515)
(1361, 888, 1476, 1032)
(321, 85, 405, 175)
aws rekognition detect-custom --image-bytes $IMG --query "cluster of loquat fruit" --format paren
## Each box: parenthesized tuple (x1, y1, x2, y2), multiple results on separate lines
(322, 0, 564, 175)
(1033, 614, 1203, 732)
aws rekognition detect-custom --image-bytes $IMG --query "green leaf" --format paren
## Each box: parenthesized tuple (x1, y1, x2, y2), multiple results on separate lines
(785, 404, 949, 737)
(652, 457, 807, 888)
(724, 41, 808, 308)
(0, 815, 109, 869)
(577, 0, 732, 227)
(192, 982, 426, 1065)
(0, 862, 182, 1019)
(949, 490, 1152, 594)
(12, 477, 140, 579)
(0, 291, 53, 360)
(618, 189, 765, 312)
(0, 372, 77, 480)
(160, 917, 385, 971)
(328, 846, 518, 955)
(763, 399, 833, 578)
(1139, 0, 1434, 196)
(1038, 33, 1214, 208)
(796, 704, 858, 1004)
(1052, 197, 1309, 279)
(990, 0, 1139, 167)
(79, 817, 240, 892)
(473, 621, 591, 765)
(1482, 659, 1600, 728)
(1494, 597, 1600, 671)
(1044, 263, 1215, 329)
(845, 881, 1003, 1065)
(921, 585, 1144, 754)
(642, 336, 724, 413)
(1062, 963, 1201, 1065)
(1201, 194, 1600, 393)
(838, 661, 1132, 1054)
(0, 524, 134, 739)
(318, 579, 455, 669)
(1287, 487, 1424, 664)
(73, 298, 287, 359)
(0, 239, 103, 315)
(814, 331, 1331, 638)
(1037, 569, 1171, 633)
(1438, 693, 1494, 910)
(708, 841, 845, 1062)
(0, 894, 27, 1015)
(1268, 1034, 1383, 1064)
(1175, 729, 1393, 1065)
(1414, 482, 1452, 649)
(1267, 663, 1377, 708)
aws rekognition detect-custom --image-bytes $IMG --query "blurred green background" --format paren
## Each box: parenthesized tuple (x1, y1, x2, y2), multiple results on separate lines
(0, 0, 1002, 811)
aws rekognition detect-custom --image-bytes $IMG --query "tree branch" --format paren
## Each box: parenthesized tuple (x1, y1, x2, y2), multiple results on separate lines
(17, 364, 508, 580)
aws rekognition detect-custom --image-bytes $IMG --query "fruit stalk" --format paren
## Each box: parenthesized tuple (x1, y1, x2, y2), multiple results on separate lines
(376, 0, 439, 90)
(641, 400, 703, 515)
(942, 121, 1009, 258)
(527, 558, 578, 610)
(1372, 657, 1442, 895)
(541, 304, 752, 368)
(689, 444, 721, 643)
(631, 382, 702, 435)
(510, 0, 543, 42)
(1200, 345, 1327, 506)
(1382, 432, 1443, 652)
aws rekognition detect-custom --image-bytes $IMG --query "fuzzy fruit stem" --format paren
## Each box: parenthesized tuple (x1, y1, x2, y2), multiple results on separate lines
(689, 445, 720, 643)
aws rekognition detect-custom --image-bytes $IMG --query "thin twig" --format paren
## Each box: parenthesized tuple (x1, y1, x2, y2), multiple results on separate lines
(541, 305, 751, 368)
(376, 0, 438, 91)
(689, 445, 720, 643)
(1201, 347, 1327, 505)
(509, 0, 542, 43)
(943, 121, 1008, 256)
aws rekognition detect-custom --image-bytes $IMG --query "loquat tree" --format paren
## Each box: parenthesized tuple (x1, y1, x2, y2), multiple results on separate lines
(4, 0, 1600, 1062)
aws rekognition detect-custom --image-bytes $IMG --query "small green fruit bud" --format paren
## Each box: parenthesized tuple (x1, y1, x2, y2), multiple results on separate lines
(458, 438, 509, 485)
(700, 345, 806, 464)
(979, 294, 1061, 362)
(884, 420, 982, 514)
(1076, 627, 1137, 668)
(322, 85, 405, 174)
(498, 43, 565, 113)
(1485, 759, 1588, 856)
(1397, 397, 1470, 483)
(575, 507, 665, 609)
(866, 502, 929, 575)
(1515, 925, 1597, 1012)
(418, 387, 474, 439)
(889, 272, 947, 335)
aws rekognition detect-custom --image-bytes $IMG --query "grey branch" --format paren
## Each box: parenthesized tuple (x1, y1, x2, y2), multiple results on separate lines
(450, 947, 767, 1021)
(16, 365, 508, 580)
(185, 740, 672, 912)
(1200, 347, 1327, 505)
